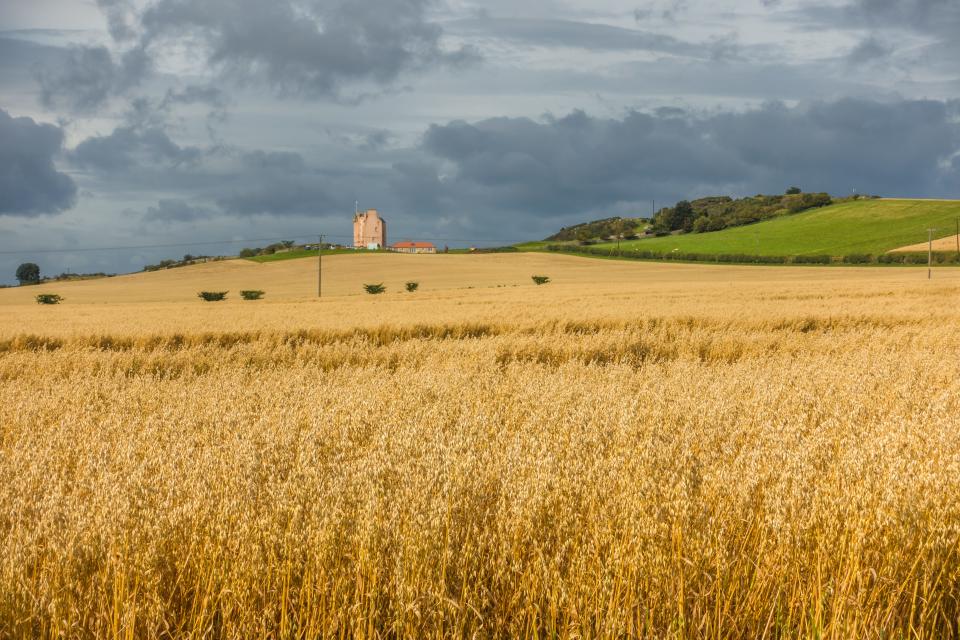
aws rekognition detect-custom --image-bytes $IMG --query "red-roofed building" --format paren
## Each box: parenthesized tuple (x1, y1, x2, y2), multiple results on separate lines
(390, 241, 437, 254)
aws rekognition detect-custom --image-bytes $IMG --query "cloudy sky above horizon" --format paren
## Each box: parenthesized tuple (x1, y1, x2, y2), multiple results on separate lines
(1, 0, 959, 281)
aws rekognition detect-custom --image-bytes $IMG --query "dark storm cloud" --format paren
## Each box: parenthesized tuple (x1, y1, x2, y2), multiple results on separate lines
(0, 108, 78, 217)
(449, 17, 697, 55)
(37, 44, 149, 111)
(420, 99, 960, 219)
(70, 125, 203, 172)
(136, 0, 477, 98)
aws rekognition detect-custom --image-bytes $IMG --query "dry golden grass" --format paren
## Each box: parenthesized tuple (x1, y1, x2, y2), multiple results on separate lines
(2, 254, 960, 638)
(891, 234, 960, 253)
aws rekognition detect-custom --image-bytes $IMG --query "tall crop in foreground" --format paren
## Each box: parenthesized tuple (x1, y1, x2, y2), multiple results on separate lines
(2, 273, 960, 638)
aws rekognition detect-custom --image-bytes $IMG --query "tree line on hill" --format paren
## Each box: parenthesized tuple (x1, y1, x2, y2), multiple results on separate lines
(238, 240, 297, 258)
(143, 254, 226, 272)
(545, 189, 867, 243)
(546, 217, 646, 242)
(652, 190, 834, 234)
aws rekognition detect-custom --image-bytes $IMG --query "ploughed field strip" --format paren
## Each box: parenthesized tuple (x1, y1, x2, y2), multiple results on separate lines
(2, 256, 960, 637)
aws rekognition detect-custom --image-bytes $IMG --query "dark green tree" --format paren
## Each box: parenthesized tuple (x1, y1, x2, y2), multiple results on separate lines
(786, 186, 802, 195)
(674, 200, 696, 232)
(16, 263, 40, 285)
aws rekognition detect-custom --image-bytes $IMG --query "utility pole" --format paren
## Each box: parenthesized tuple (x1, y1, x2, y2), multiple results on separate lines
(955, 217, 958, 258)
(927, 228, 935, 280)
(318, 234, 324, 297)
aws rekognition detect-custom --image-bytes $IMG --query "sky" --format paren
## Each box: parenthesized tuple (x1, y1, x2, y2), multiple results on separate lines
(0, 0, 958, 282)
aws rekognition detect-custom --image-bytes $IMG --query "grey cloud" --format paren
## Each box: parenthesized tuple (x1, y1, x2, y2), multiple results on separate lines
(0, 108, 78, 217)
(852, 0, 958, 29)
(161, 84, 228, 109)
(70, 125, 203, 172)
(137, 0, 478, 99)
(37, 44, 149, 111)
(794, 0, 960, 33)
(143, 198, 216, 221)
(634, 0, 689, 23)
(450, 16, 697, 55)
(419, 99, 960, 221)
(97, 0, 137, 42)
(215, 150, 340, 215)
(67, 123, 365, 218)
(32, 0, 475, 112)
(846, 36, 893, 66)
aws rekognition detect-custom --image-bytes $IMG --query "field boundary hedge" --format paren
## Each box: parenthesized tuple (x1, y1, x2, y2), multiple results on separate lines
(545, 244, 960, 266)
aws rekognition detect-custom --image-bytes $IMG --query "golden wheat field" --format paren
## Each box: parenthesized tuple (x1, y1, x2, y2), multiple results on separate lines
(2, 253, 960, 638)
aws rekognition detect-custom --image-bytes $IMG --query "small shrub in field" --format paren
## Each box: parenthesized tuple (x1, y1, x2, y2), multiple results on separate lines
(532, 276, 550, 285)
(240, 290, 265, 300)
(364, 283, 386, 295)
(35, 294, 63, 305)
(198, 291, 228, 302)
(842, 254, 873, 264)
(405, 282, 419, 292)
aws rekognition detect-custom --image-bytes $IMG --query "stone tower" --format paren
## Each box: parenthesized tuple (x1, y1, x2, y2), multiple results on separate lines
(353, 208, 387, 248)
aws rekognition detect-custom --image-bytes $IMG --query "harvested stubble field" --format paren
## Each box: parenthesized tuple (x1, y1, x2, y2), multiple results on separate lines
(2, 253, 960, 638)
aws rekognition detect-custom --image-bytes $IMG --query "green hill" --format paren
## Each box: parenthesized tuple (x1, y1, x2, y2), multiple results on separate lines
(590, 199, 960, 257)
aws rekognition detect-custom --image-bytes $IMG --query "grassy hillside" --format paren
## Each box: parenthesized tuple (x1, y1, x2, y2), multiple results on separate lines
(591, 199, 960, 256)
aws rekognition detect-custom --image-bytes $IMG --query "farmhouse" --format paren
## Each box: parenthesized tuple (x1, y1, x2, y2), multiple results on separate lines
(353, 209, 387, 249)
(391, 241, 437, 254)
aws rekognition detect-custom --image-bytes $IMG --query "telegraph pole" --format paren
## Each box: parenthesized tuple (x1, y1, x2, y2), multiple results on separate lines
(318, 234, 324, 297)
(955, 217, 958, 258)
(927, 228, 935, 280)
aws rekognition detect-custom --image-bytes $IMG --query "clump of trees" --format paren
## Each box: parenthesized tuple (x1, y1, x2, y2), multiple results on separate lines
(364, 283, 386, 294)
(35, 294, 63, 305)
(144, 254, 221, 272)
(547, 217, 644, 243)
(651, 191, 833, 235)
(238, 241, 296, 258)
(198, 291, 228, 301)
(531, 275, 550, 285)
(16, 263, 40, 285)
(240, 290, 265, 300)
